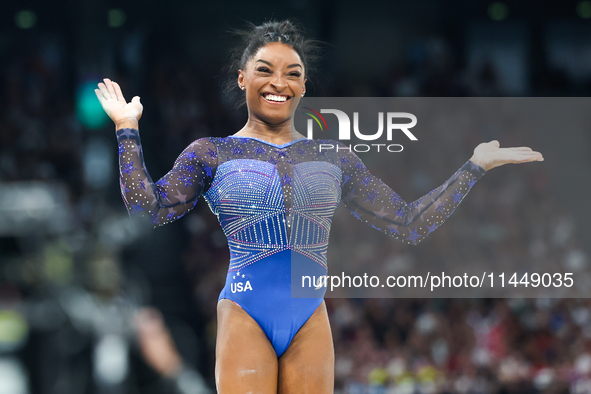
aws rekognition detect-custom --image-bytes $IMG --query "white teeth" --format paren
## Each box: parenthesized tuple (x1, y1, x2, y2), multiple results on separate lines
(264, 94, 288, 102)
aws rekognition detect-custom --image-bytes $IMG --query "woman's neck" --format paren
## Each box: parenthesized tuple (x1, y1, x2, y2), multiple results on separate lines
(234, 117, 305, 144)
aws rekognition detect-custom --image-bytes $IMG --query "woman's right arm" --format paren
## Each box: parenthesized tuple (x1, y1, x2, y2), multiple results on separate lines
(96, 78, 216, 227)
(117, 129, 217, 226)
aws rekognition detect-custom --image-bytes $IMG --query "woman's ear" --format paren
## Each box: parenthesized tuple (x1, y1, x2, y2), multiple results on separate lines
(237, 70, 245, 90)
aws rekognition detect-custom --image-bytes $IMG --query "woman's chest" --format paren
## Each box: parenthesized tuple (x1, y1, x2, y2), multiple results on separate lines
(203, 159, 343, 215)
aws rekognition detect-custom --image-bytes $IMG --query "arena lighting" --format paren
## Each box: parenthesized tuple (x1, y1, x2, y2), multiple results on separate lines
(577, 1, 591, 18)
(76, 81, 109, 129)
(488, 2, 509, 21)
(108, 9, 126, 28)
(14, 10, 36, 29)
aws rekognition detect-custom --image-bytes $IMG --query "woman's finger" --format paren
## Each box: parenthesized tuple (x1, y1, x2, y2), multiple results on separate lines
(105, 78, 117, 98)
(94, 89, 106, 105)
(502, 151, 539, 158)
(98, 82, 111, 100)
(504, 151, 543, 162)
(505, 147, 533, 152)
(113, 81, 126, 103)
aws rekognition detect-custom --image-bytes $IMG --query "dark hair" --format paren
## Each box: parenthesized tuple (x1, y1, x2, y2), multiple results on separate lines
(223, 20, 321, 107)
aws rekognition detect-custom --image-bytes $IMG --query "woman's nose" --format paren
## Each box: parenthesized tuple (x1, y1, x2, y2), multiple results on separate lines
(270, 74, 287, 90)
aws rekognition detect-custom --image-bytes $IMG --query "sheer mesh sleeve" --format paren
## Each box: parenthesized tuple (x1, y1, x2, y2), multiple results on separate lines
(116, 128, 217, 227)
(338, 145, 486, 245)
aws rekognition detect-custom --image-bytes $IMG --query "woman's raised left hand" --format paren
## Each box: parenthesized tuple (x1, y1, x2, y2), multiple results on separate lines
(470, 140, 544, 171)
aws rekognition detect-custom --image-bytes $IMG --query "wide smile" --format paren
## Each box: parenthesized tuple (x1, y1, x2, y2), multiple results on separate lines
(261, 93, 292, 105)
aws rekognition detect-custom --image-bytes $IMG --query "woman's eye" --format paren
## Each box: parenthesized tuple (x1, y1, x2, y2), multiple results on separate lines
(257, 67, 271, 73)
(289, 72, 301, 77)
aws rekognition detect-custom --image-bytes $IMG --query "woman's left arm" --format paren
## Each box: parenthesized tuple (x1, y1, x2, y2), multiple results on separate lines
(339, 140, 543, 245)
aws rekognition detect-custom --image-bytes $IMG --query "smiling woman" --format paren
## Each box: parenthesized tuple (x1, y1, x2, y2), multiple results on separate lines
(94, 20, 543, 394)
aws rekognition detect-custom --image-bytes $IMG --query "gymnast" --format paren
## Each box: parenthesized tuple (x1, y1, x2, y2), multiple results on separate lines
(95, 20, 543, 394)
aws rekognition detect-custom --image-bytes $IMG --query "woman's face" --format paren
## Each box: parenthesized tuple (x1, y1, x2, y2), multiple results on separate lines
(238, 42, 306, 126)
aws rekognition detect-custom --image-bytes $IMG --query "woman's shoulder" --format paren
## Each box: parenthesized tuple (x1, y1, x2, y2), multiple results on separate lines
(182, 137, 219, 157)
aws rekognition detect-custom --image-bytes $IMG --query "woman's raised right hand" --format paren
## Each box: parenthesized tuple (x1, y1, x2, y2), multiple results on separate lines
(95, 78, 143, 129)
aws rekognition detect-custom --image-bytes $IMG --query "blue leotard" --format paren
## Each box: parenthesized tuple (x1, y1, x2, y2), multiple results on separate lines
(116, 128, 485, 356)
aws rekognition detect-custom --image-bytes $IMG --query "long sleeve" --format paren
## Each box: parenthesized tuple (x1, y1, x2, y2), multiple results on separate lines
(116, 128, 217, 227)
(338, 145, 486, 245)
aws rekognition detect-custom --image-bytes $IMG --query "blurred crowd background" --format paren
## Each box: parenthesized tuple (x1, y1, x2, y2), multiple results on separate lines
(2, 0, 591, 393)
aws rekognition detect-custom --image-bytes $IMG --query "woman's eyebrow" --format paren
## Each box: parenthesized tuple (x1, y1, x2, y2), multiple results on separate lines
(256, 59, 273, 66)
(256, 59, 302, 69)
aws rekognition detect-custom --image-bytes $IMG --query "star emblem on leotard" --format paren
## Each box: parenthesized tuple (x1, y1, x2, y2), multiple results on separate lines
(451, 190, 464, 204)
(426, 223, 438, 234)
(281, 173, 292, 186)
(184, 151, 197, 160)
(201, 148, 214, 159)
(232, 270, 246, 279)
(203, 163, 213, 177)
(182, 164, 196, 173)
(406, 228, 421, 244)
(178, 174, 193, 188)
(156, 178, 171, 187)
(343, 188, 357, 202)
(121, 161, 136, 176)
(174, 190, 188, 203)
(156, 184, 168, 201)
(372, 207, 389, 219)
(120, 182, 131, 195)
(389, 193, 402, 204)
(118, 128, 137, 140)
(364, 190, 380, 204)
(360, 176, 371, 187)
(130, 202, 144, 213)
(387, 226, 400, 236)
(150, 210, 159, 225)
